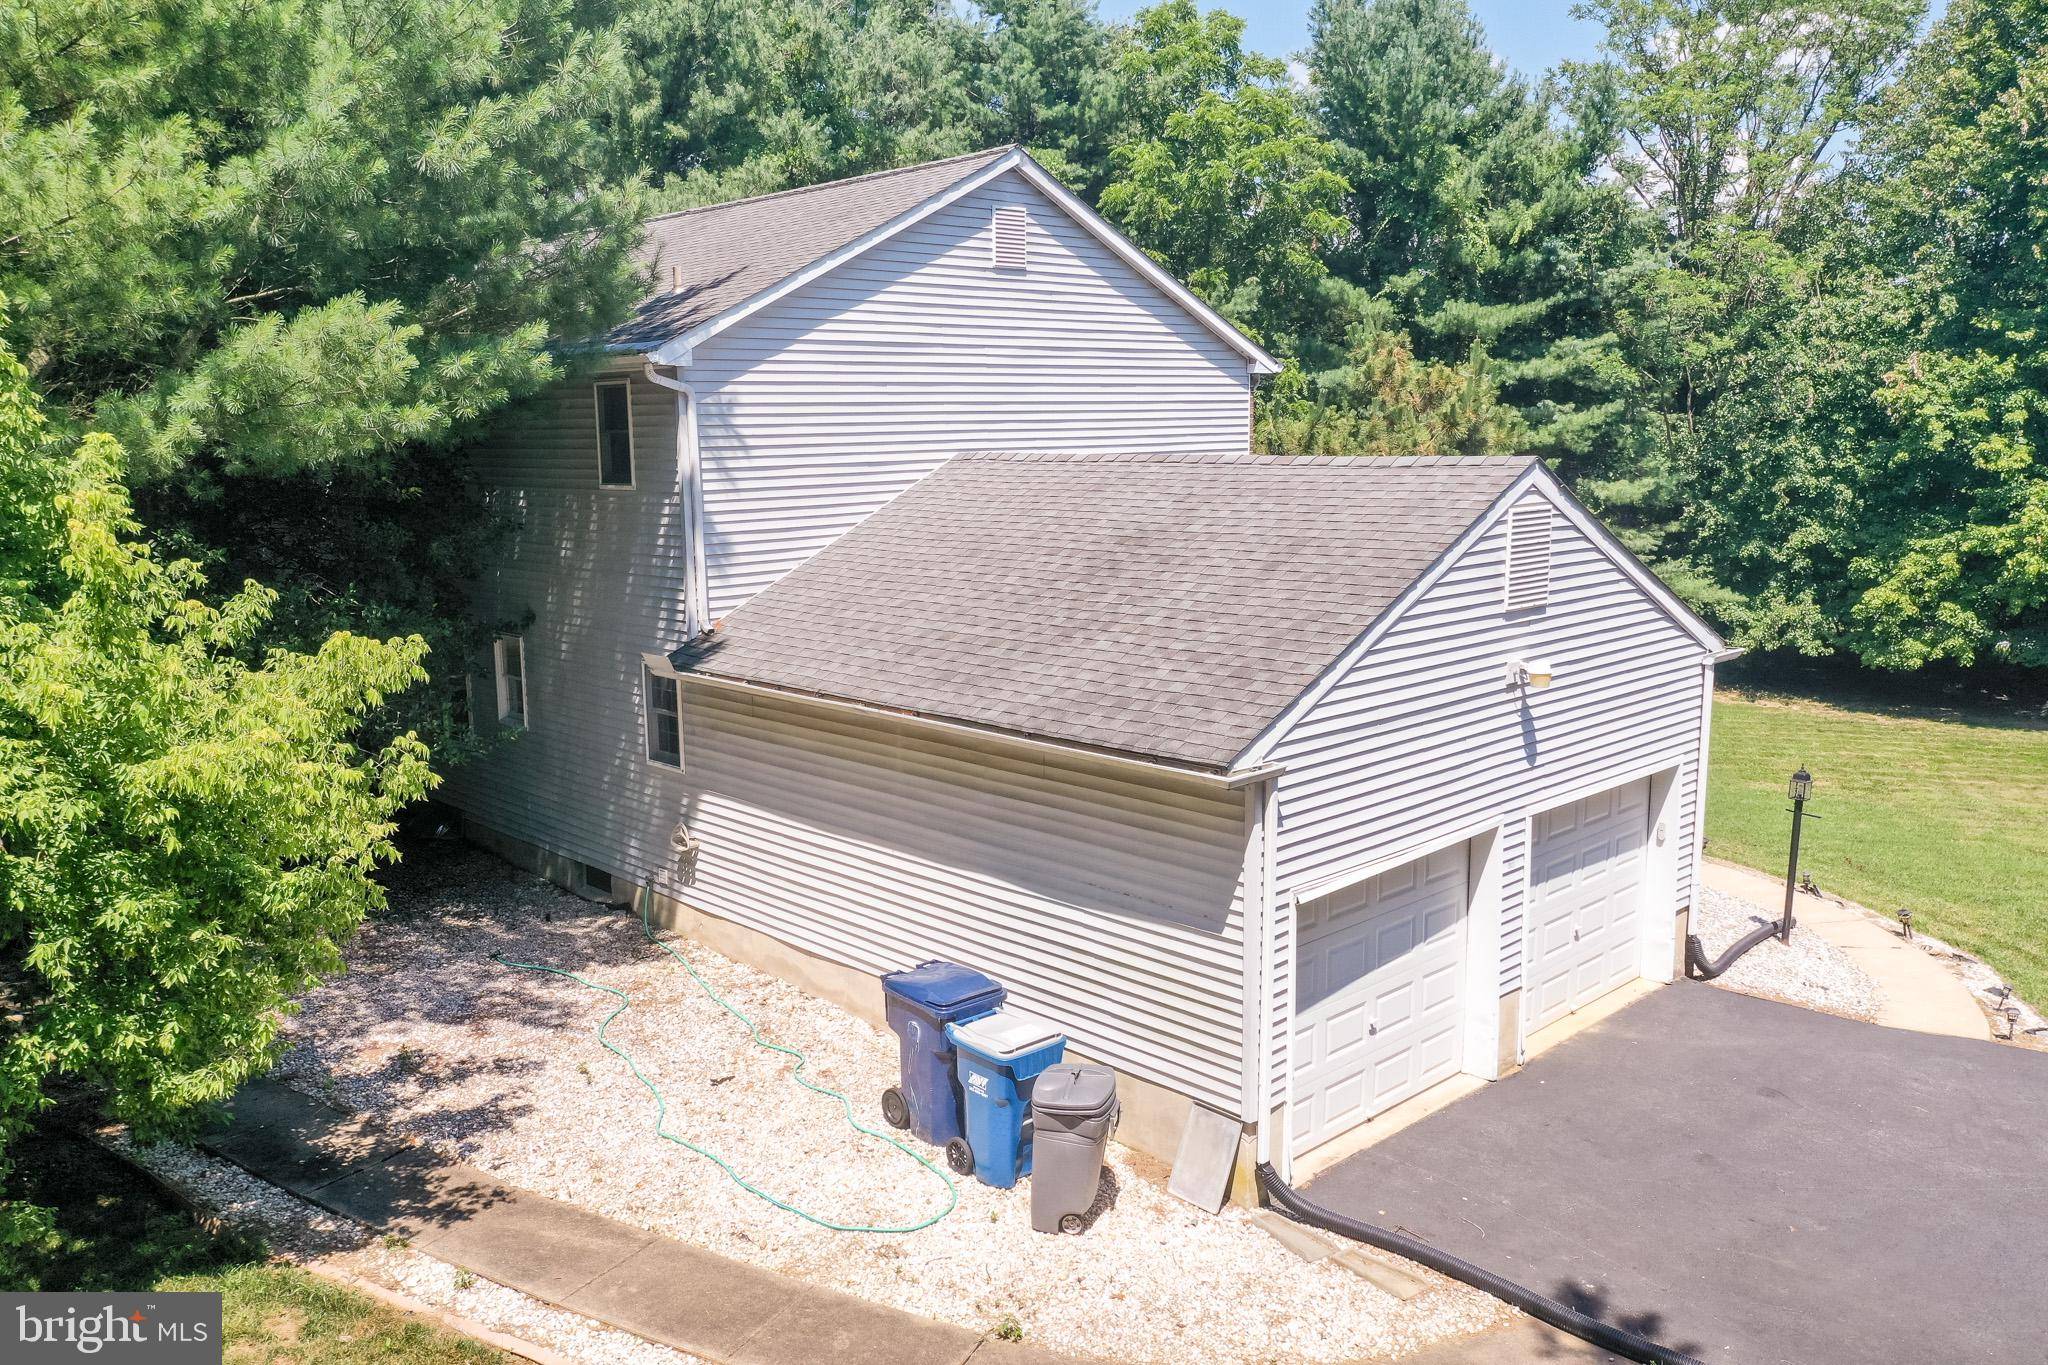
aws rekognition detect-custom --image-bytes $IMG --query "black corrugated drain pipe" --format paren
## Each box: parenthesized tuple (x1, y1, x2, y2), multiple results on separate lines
(1256, 1162, 1705, 1365)
(1685, 919, 1782, 980)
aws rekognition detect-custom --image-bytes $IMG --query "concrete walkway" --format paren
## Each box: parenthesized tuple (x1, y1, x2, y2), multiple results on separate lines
(1700, 857, 1989, 1039)
(203, 1080, 1070, 1365)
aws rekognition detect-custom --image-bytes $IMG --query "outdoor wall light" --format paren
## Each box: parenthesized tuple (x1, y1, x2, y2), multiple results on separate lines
(1788, 767, 1814, 802)
(1507, 660, 1555, 690)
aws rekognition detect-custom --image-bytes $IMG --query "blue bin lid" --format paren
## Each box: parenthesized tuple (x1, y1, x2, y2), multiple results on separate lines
(881, 960, 1004, 1013)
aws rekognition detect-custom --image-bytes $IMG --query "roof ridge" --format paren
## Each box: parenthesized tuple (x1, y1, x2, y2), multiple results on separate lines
(953, 450, 1539, 467)
(639, 146, 1019, 228)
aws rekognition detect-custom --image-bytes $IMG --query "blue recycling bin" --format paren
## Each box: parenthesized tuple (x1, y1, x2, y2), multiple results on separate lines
(946, 1011, 1068, 1189)
(879, 961, 1005, 1150)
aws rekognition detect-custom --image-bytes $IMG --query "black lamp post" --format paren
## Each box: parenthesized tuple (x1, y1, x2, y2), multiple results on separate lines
(1782, 768, 1813, 943)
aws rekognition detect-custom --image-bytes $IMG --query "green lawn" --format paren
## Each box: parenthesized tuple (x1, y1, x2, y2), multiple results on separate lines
(1707, 689, 2048, 1007)
(11, 1125, 509, 1365)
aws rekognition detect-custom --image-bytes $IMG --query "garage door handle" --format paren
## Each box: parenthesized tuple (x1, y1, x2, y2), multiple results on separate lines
(1368, 1022, 1378, 1036)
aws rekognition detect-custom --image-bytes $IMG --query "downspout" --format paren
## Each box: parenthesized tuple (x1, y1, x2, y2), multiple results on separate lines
(1252, 775, 1279, 1167)
(642, 360, 710, 635)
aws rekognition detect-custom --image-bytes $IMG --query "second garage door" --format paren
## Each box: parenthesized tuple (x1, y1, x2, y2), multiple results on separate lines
(1292, 844, 1468, 1155)
(1525, 778, 1651, 1033)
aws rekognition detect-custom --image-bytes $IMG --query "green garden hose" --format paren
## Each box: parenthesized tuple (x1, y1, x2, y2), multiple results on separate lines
(491, 898, 957, 1234)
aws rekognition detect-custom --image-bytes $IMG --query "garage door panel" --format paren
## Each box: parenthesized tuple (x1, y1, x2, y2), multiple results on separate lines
(1526, 779, 1650, 1034)
(1293, 845, 1470, 1155)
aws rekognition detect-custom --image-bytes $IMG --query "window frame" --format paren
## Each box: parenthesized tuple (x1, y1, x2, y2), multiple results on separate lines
(494, 635, 528, 729)
(642, 662, 683, 770)
(593, 379, 636, 490)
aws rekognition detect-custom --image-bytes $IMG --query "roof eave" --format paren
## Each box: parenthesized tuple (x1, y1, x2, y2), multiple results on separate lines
(662, 663, 1284, 789)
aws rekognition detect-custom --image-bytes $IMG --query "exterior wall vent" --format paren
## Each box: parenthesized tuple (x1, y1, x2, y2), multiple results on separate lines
(991, 206, 1029, 271)
(1504, 498, 1553, 613)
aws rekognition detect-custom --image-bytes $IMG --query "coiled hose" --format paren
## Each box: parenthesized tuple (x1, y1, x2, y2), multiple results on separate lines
(1256, 1163, 1704, 1365)
(492, 897, 958, 1234)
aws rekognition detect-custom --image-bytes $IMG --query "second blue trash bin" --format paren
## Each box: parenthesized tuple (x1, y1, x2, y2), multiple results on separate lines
(946, 1011, 1067, 1188)
(879, 961, 1005, 1154)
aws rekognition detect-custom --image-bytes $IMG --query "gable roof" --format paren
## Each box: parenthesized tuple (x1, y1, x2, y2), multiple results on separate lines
(600, 147, 1280, 374)
(669, 452, 1539, 772)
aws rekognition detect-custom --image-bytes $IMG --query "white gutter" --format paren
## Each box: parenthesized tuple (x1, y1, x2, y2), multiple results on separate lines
(671, 669, 1286, 791)
(641, 361, 710, 634)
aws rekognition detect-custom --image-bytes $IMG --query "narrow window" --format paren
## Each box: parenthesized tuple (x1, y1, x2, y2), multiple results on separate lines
(495, 636, 527, 728)
(1504, 499, 1553, 613)
(990, 206, 1029, 271)
(594, 381, 634, 488)
(644, 666, 681, 767)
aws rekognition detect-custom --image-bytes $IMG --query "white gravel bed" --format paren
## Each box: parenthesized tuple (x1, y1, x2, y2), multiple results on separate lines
(109, 1129, 698, 1365)
(274, 846, 1510, 1363)
(1691, 887, 1881, 1020)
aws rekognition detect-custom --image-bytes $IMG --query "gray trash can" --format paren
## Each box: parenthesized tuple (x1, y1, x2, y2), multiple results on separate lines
(1029, 1063, 1119, 1234)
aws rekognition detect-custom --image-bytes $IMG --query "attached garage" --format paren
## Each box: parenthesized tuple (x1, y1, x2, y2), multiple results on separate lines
(466, 447, 1728, 1187)
(1524, 779, 1653, 1034)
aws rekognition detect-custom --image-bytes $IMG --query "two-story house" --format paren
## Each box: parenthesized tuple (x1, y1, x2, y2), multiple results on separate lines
(441, 146, 1730, 1192)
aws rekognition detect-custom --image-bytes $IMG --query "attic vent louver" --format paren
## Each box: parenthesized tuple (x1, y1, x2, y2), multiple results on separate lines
(991, 206, 1029, 270)
(1504, 498, 1552, 613)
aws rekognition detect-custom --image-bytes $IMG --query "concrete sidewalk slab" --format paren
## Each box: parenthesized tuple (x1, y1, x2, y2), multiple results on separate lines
(1702, 857, 1988, 1038)
(203, 1078, 1074, 1365)
(207, 1082, 412, 1195)
(428, 1190, 656, 1303)
(559, 1238, 800, 1359)
(1402, 1318, 1622, 1363)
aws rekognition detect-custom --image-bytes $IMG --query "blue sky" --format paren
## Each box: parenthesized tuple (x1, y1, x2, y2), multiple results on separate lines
(1095, 1, 1608, 78)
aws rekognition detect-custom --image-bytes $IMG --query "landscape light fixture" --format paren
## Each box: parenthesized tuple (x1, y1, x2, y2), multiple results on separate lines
(1782, 767, 1814, 944)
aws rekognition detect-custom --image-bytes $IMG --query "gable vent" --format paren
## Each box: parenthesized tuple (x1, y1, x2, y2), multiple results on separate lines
(1504, 498, 1553, 613)
(990, 206, 1029, 270)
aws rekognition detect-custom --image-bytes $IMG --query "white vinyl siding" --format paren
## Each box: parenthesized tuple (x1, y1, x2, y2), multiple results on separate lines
(1259, 483, 1709, 1113)
(687, 167, 1254, 620)
(454, 679, 1249, 1109)
(594, 380, 635, 488)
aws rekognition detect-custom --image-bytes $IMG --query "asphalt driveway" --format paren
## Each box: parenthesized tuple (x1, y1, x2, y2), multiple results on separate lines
(1302, 982, 2047, 1364)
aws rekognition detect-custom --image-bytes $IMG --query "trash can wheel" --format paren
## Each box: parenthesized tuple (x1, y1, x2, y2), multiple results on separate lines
(881, 1086, 910, 1130)
(1059, 1213, 1085, 1235)
(945, 1137, 975, 1176)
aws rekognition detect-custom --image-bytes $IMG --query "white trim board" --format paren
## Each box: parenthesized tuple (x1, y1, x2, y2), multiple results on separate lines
(640, 148, 1280, 376)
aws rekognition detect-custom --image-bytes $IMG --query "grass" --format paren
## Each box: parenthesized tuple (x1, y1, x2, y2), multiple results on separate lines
(10, 1124, 509, 1364)
(1707, 688, 2048, 1008)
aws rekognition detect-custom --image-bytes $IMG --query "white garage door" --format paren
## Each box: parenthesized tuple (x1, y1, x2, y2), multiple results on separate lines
(1291, 845, 1468, 1155)
(1525, 779, 1651, 1033)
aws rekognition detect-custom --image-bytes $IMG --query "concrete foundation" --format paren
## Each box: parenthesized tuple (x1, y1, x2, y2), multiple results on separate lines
(459, 818, 1251, 1197)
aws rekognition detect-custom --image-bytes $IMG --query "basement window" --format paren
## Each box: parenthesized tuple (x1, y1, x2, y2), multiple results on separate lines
(990, 206, 1029, 271)
(1504, 499, 1553, 614)
(594, 380, 635, 488)
(643, 665, 682, 768)
(494, 635, 527, 728)
(576, 863, 615, 899)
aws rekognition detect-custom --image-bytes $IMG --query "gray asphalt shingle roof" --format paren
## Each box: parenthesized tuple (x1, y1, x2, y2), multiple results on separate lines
(601, 147, 1017, 351)
(669, 452, 1538, 771)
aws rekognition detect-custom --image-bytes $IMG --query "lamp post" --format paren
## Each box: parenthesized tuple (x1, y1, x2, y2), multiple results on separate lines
(1782, 768, 1813, 943)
